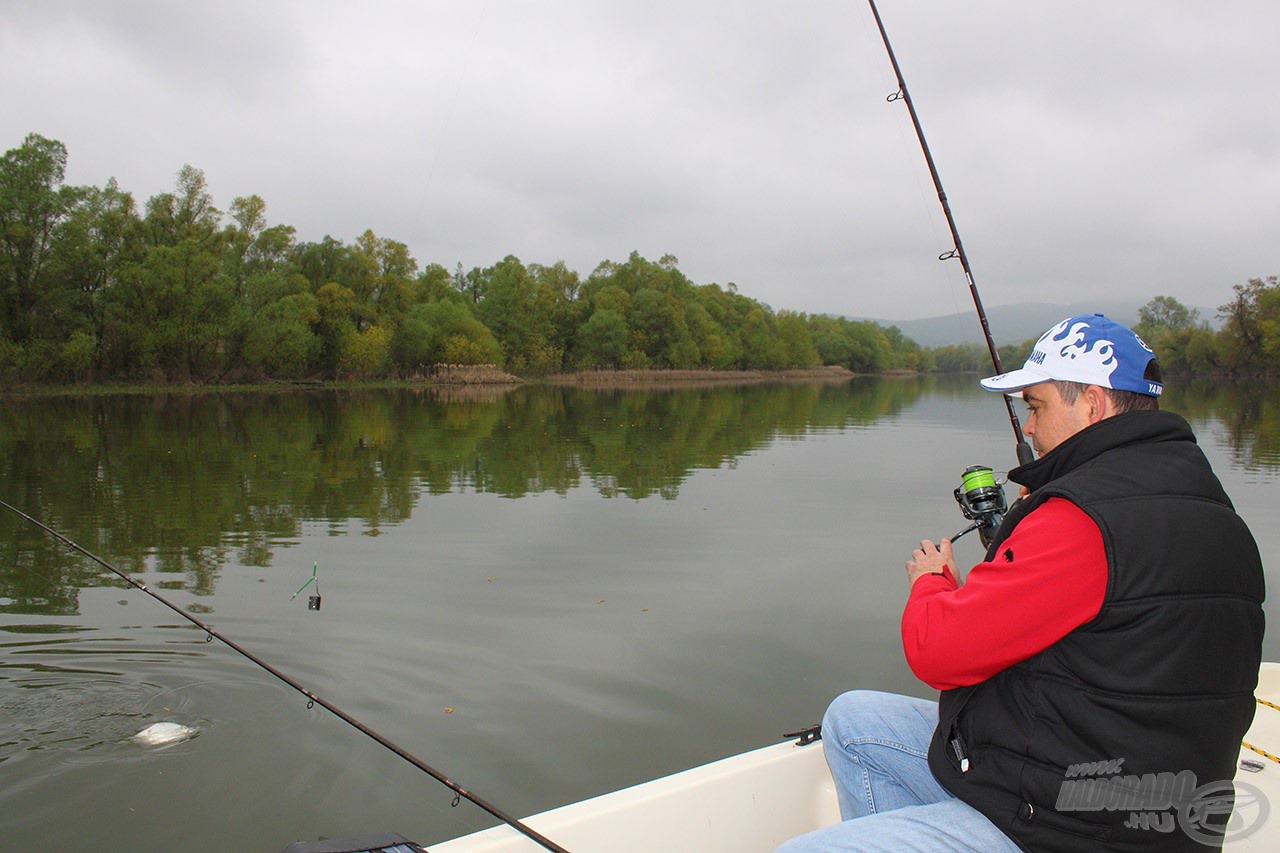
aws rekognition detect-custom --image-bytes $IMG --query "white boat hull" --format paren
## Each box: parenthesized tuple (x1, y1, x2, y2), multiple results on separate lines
(432, 663, 1280, 851)
(430, 738, 837, 852)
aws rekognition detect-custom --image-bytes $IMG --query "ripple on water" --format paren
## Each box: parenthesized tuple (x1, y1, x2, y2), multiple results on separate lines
(0, 674, 165, 766)
(0, 627, 215, 770)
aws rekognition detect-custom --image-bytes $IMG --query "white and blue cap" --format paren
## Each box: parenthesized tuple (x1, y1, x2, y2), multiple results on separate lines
(980, 314, 1162, 397)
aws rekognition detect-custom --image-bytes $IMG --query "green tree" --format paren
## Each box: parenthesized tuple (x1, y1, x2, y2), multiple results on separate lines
(531, 260, 587, 359)
(314, 282, 359, 378)
(808, 315, 854, 367)
(581, 251, 726, 368)
(805, 315, 907, 373)
(339, 323, 392, 379)
(474, 255, 561, 373)
(1217, 278, 1274, 373)
(393, 299, 500, 369)
(353, 229, 418, 327)
(629, 286, 692, 365)
(529, 260, 581, 302)
(129, 238, 231, 380)
(217, 195, 307, 379)
(592, 283, 631, 315)
(1260, 280, 1280, 371)
(141, 164, 221, 248)
(737, 308, 786, 369)
(1184, 327, 1225, 373)
(416, 262, 459, 304)
(223, 194, 268, 296)
(0, 133, 79, 349)
(929, 342, 988, 373)
(845, 322, 890, 373)
(574, 308, 629, 368)
(241, 292, 320, 378)
(1136, 295, 1199, 338)
(881, 324, 930, 371)
(452, 262, 484, 304)
(998, 337, 1037, 371)
(109, 166, 229, 380)
(50, 178, 142, 379)
(294, 236, 352, 290)
(776, 311, 819, 368)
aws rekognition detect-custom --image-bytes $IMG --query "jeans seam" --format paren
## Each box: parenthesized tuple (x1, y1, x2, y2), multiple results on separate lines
(843, 736, 930, 760)
(843, 738, 932, 814)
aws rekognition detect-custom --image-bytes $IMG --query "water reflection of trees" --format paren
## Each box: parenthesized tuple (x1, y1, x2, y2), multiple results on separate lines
(0, 380, 920, 612)
(1162, 379, 1280, 472)
(2, 377, 1272, 613)
(931, 374, 1280, 473)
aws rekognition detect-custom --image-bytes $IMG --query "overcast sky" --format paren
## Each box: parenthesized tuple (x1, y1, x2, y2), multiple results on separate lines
(3, 0, 1277, 321)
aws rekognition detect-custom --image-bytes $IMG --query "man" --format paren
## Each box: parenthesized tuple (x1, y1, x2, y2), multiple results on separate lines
(779, 314, 1265, 852)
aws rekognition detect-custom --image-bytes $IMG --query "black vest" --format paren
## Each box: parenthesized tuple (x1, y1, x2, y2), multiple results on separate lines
(927, 411, 1265, 852)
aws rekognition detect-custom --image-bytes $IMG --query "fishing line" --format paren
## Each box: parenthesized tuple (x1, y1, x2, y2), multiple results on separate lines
(866, 0, 1034, 468)
(0, 497, 570, 853)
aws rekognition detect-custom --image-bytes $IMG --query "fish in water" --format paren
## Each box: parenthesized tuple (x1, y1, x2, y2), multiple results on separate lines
(132, 721, 198, 746)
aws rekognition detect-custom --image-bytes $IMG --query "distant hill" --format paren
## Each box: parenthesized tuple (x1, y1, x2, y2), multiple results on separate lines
(861, 300, 1217, 348)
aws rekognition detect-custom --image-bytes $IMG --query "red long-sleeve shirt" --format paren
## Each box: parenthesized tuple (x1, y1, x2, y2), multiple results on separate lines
(901, 497, 1108, 691)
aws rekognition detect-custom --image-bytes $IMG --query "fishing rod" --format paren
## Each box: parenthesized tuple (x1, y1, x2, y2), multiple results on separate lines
(0, 498, 569, 853)
(866, 0, 1034, 469)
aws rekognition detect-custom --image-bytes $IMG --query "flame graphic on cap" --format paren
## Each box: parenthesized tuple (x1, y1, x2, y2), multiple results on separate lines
(1045, 319, 1118, 379)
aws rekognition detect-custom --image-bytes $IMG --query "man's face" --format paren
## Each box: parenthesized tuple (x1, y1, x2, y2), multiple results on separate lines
(1021, 382, 1095, 457)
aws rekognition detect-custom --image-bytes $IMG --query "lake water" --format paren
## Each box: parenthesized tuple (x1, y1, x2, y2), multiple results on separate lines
(1, 377, 1276, 852)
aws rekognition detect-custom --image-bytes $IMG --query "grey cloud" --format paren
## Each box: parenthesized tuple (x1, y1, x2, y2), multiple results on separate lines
(2, 0, 1276, 321)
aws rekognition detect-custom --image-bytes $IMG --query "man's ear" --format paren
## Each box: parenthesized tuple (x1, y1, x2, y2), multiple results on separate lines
(1084, 385, 1111, 424)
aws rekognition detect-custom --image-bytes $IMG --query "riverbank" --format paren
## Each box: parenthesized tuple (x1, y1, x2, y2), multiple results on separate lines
(0, 366, 858, 397)
(543, 365, 855, 387)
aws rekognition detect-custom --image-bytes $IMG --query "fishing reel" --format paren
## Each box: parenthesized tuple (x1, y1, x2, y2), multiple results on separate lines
(952, 465, 1008, 548)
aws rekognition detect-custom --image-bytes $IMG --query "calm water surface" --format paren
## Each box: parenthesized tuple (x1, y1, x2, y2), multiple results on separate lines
(1, 377, 1277, 851)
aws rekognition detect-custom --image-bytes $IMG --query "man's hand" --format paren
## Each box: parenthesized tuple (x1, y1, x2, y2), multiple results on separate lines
(906, 538, 959, 588)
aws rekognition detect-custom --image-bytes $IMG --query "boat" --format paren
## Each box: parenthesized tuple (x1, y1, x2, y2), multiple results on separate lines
(429, 731, 836, 852)
(410, 662, 1280, 852)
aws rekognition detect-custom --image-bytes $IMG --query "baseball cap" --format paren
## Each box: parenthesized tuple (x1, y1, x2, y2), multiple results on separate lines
(980, 313, 1163, 397)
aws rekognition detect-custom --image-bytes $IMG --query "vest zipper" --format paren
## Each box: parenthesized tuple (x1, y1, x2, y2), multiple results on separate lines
(949, 724, 970, 773)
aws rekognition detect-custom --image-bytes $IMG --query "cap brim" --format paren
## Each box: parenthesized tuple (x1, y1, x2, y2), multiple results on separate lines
(979, 367, 1053, 394)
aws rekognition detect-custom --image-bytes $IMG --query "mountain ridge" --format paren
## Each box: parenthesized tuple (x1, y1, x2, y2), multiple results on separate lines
(860, 300, 1217, 348)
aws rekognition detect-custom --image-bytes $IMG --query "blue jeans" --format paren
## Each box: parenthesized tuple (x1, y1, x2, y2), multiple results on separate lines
(776, 691, 1021, 852)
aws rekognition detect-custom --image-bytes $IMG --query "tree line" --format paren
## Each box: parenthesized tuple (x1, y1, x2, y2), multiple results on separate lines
(3, 133, 1273, 385)
(0, 133, 934, 385)
(929, 287, 1280, 379)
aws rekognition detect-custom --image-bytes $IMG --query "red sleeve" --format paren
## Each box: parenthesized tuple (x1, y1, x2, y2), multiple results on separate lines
(901, 497, 1107, 691)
